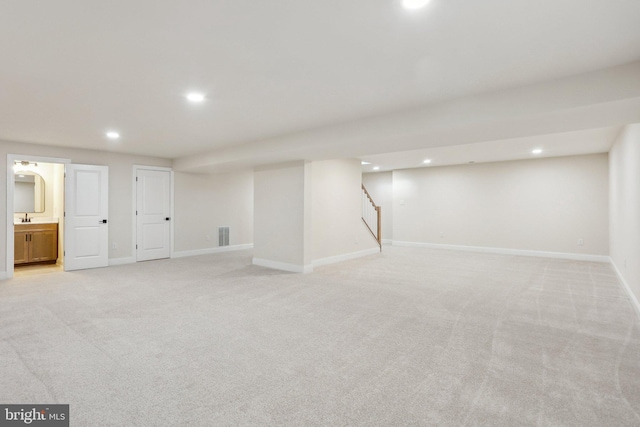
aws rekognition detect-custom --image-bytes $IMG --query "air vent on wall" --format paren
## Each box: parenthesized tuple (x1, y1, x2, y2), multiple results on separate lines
(218, 227, 229, 247)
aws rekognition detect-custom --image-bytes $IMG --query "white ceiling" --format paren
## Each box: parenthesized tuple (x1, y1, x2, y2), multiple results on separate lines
(360, 126, 621, 173)
(1, 1, 640, 172)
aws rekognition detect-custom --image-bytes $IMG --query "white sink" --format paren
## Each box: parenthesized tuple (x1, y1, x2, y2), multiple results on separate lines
(14, 217, 59, 225)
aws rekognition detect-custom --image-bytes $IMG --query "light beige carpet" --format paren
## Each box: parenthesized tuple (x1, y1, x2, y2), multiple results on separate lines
(1, 247, 639, 426)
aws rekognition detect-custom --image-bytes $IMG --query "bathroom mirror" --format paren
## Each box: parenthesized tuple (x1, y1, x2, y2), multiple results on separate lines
(14, 171, 45, 213)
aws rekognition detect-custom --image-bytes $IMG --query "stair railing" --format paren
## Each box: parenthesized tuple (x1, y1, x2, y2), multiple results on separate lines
(361, 184, 382, 251)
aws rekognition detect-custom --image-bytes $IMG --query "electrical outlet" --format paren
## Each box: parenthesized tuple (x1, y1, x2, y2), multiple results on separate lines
(440, 232, 444, 238)
(205, 235, 211, 241)
(111, 243, 117, 250)
(578, 238, 583, 246)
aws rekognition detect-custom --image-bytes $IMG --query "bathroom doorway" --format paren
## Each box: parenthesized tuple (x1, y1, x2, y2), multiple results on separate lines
(6, 154, 69, 279)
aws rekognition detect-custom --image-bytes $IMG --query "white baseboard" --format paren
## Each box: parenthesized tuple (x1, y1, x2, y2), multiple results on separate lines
(392, 241, 610, 263)
(610, 258, 640, 319)
(0, 271, 7, 281)
(172, 243, 253, 259)
(312, 247, 380, 268)
(252, 258, 313, 274)
(252, 247, 380, 273)
(108, 257, 136, 266)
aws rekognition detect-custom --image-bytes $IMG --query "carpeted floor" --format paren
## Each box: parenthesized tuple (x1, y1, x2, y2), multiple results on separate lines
(1, 247, 639, 426)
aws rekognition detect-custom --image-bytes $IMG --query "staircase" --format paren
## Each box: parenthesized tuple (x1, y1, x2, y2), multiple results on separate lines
(361, 184, 382, 251)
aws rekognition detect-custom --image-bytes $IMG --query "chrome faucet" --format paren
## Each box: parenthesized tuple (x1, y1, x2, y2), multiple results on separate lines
(22, 213, 30, 223)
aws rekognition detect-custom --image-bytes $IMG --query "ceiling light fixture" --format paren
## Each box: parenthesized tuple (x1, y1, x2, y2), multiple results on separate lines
(186, 92, 205, 103)
(106, 131, 120, 139)
(423, 159, 432, 164)
(373, 166, 380, 171)
(361, 161, 371, 165)
(402, 0, 431, 10)
(532, 149, 543, 154)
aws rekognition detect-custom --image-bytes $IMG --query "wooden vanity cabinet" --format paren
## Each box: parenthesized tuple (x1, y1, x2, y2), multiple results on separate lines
(14, 230, 30, 264)
(14, 223, 58, 265)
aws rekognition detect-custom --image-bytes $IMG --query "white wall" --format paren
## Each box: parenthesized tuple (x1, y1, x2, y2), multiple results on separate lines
(253, 161, 310, 269)
(392, 154, 609, 256)
(1, 140, 171, 274)
(610, 124, 640, 311)
(312, 159, 378, 261)
(362, 171, 393, 242)
(173, 171, 253, 253)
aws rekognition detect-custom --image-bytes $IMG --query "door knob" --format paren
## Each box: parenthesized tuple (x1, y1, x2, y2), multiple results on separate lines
(99, 219, 108, 224)
(165, 217, 171, 221)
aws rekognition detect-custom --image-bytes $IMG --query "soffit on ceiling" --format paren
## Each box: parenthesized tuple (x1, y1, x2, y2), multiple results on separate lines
(360, 126, 621, 172)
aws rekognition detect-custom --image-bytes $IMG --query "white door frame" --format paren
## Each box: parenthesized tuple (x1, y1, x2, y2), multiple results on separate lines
(5, 154, 70, 279)
(132, 165, 174, 261)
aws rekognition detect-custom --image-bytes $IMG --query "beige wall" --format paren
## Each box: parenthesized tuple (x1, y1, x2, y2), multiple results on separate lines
(362, 171, 393, 242)
(254, 159, 378, 271)
(2, 139, 615, 278)
(610, 124, 640, 308)
(392, 154, 609, 255)
(253, 161, 309, 268)
(1, 140, 171, 274)
(312, 159, 378, 261)
(173, 171, 253, 252)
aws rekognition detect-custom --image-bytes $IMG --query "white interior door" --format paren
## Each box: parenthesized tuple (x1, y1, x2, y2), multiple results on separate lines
(136, 169, 171, 261)
(64, 164, 109, 271)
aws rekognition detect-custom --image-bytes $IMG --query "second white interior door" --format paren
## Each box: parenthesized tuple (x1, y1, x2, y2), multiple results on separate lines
(136, 168, 171, 261)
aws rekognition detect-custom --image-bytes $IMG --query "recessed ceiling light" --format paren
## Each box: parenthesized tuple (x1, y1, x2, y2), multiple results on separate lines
(373, 166, 380, 170)
(186, 92, 205, 103)
(106, 131, 120, 139)
(532, 149, 543, 154)
(402, 0, 430, 10)
(361, 161, 371, 165)
(423, 159, 432, 164)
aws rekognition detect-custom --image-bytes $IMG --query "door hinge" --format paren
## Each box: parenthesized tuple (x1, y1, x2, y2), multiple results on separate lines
(63, 251, 65, 256)
(136, 244, 138, 249)
(136, 177, 138, 182)
(136, 210, 138, 215)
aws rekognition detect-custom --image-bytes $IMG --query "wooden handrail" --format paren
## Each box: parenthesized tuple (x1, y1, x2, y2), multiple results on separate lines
(361, 184, 375, 204)
(376, 205, 381, 251)
(361, 184, 382, 252)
